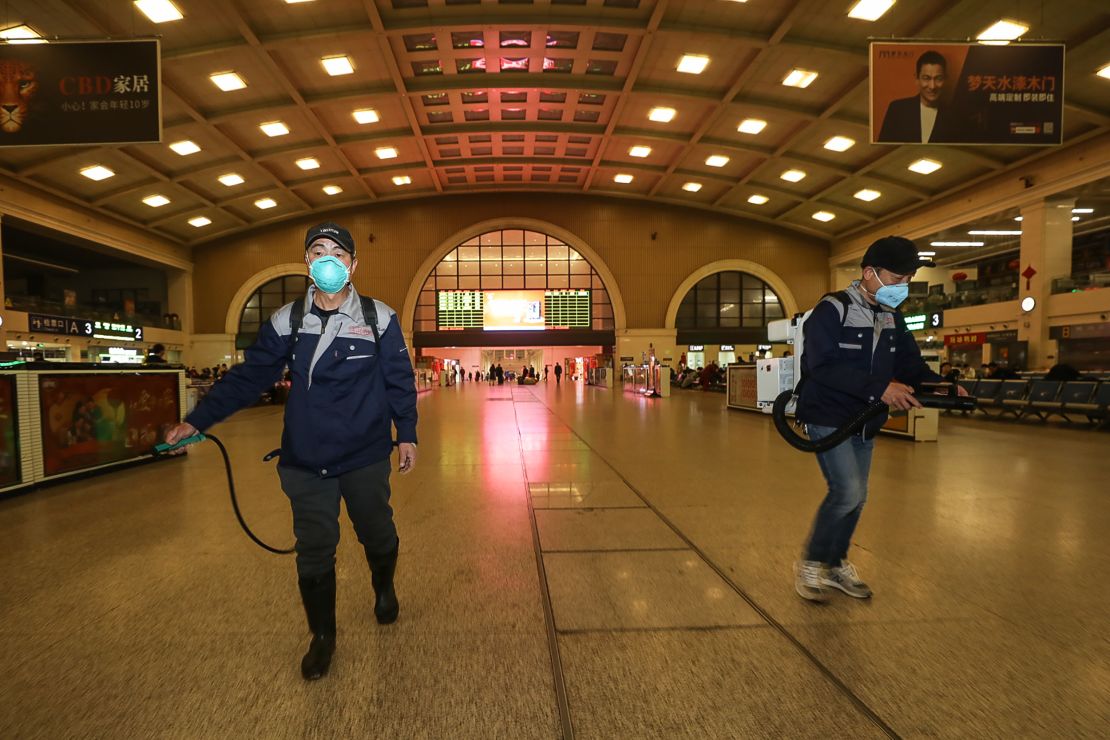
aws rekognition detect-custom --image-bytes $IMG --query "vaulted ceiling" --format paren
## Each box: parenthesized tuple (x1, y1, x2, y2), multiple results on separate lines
(0, 0, 1107, 247)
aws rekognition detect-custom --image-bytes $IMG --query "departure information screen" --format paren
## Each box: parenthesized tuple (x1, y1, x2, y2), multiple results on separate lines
(436, 290, 591, 330)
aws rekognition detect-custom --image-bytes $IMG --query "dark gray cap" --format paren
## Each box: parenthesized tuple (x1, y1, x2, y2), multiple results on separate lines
(861, 236, 933, 273)
(305, 221, 355, 256)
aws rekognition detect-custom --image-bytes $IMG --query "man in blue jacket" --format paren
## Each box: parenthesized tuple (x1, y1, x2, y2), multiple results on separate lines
(164, 222, 418, 680)
(793, 236, 964, 603)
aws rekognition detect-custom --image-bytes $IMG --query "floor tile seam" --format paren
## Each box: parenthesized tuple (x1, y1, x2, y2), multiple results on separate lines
(509, 391, 577, 740)
(531, 505, 649, 511)
(539, 547, 691, 554)
(522, 385, 903, 740)
(555, 623, 776, 637)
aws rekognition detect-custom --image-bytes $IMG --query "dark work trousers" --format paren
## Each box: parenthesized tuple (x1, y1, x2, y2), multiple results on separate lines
(278, 458, 398, 578)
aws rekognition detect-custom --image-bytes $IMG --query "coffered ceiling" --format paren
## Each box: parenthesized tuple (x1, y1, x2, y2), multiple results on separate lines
(0, 0, 1107, 246)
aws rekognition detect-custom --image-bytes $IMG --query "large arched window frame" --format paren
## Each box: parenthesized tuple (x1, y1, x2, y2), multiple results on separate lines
(676, 271, 784, 330)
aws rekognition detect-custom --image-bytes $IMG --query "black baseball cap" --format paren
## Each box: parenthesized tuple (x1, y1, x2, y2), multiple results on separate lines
(305, 222, 355, 256)
(860, 235, 933, 274)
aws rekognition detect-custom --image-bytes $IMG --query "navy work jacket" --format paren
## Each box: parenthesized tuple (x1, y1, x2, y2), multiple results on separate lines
(795, 282, 941, 437)
(187, 286, 418, 477)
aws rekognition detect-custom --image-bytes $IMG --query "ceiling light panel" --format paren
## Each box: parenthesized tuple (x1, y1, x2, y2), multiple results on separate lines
(259, 121, 289, 137)
(705, 155, 730, 167)
(1098, 64, 1110, 80)
(353, 108, 380, 124)
(169, 140, 200, 156)
(977, 19, 1029, 44)
(134, 0, 183, 24)
(142, 194, 170, 207)
(812, 211, 836, 222)
(823, 136, 855, 152)
(782, 69, 818, 88)
(295, 157, 320, 170)
(188, 216, 211, 227)
(80, 165, 114, 181)
(748, 194, 769, 205)
(648, 107, 676, 123)
(210, 72, 246, 91)
(854, 189, 882, 201)
(629, 146, 652, 158)
(931, 242, 984, 247)
(908, 158, 942, 174)
(321, 55, 354, 76)
(0, 24, 45, 43)
(780, 169, 806, 182)
(323, 185, 343, 195)
(614, 174, 634, 184)
(847, 0, 895, 21)
(677, 54, 710, 74)
(218, 173, 244, 187)
(682, 182, 702, 192)
(392, 175, 412, 186)
(968, 230, 1021, 236)
(254, 198, 277, 210)
(375, 147, 398, 160)
(737, 119, 767, 135)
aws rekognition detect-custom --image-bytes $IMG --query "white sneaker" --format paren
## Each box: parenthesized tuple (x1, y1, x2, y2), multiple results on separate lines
(794, 560, 828, 603)
(821, 561, 872, 599)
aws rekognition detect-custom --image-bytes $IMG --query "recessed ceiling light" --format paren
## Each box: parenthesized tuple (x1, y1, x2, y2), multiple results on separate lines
(218, 173, 244, 187)
(295, 157, 320, 170)
(254, 198, 277, 210)
(1098, 64, 1110, 80)
(353, 108, 380, 124)
(1072, 216, 1080, 221)
(260, 121, 289, 137)
(1073, 208, 1094, 214)
(134, 0, 183, 24)
(847, 0, 895, 21)
(1014, 216, 1023, 221)
(375, 146, 398, 159)
(677, 54, 710, 75)
(780, 169, 806, 182)
(0, 24, 45, 43)
(682, 182, 702, 192)
(908, 158, 942, 174)
(188, 216, 212, 228)
(812, 211, 836, 222)
(169, 140, 200, 156)
(142, 194, 170, 208)
(321, 55, 354, 76)
(782, 68, 818, 88)
(823, 135, 855, 152)
(705, 154, 730, 167)
(737, 118, 767, 135)
(968, 230, 1022, 236)
(854, 188, 881, 201)
(614, 173, 634, 184)
(323, 185, 343, 195)
(748, 194, 769, 205)
(931, 241, 984, 247)
(80, 165, 114, 181)
(977, 19, 1029, 45)
(648, 107, 676, 123)
(392, 175, 412, 186)
(210, 72, 246, 91)
(285, 0, 314, 4)
(917, 251, 936, 257)
(629, 145, 652, 158)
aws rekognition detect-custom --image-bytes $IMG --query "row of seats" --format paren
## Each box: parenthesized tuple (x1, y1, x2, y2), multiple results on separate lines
(955, 378, 1110, 426)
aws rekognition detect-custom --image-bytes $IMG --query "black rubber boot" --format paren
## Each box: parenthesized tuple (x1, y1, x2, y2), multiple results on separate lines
(366, 542, 399, 625)
(297, 570, 336, 680)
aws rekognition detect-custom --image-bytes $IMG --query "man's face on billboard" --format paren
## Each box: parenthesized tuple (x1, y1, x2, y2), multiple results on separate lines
(916, 63, 946, 107)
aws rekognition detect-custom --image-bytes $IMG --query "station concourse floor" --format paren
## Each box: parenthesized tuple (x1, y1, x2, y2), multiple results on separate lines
(1, 380, 1107, 739)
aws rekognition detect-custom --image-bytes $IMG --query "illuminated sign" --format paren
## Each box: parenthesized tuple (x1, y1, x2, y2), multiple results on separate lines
(484, 290, 545, 331)
(757, 344, 772, 351)
(688, 345, 705, 352)
(28, 313, 143, 341)
(905, 312, 943, 331)
(720, 345, 735, 351)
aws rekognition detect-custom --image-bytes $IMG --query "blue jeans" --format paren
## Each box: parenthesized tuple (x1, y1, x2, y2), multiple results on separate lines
(804, 425, 874, 566)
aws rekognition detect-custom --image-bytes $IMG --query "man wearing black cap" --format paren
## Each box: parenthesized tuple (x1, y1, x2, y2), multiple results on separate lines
(164, 221, 418, 680)
(793, 236, 966, 603)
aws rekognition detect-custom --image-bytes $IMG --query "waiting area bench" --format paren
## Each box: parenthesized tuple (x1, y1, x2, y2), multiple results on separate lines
(954, 378, 1110, 427)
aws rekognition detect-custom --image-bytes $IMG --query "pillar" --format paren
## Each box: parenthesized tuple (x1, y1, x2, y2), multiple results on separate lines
(1018, 197, 1073, 369)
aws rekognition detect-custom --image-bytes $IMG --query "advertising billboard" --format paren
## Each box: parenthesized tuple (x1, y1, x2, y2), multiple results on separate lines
(871, 42, 1064, 145)
(39, 373, 179, 477)
(483, 290, 545, 331)
(0, 40, 161, 147)
(0, 375, 19, 487)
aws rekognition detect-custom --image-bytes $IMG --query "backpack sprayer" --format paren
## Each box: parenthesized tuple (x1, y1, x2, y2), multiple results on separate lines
(756, 310, 977, 453)
(152, 434, 295, 554)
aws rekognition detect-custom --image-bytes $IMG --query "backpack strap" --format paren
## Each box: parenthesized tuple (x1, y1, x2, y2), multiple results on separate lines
(289, 295, 305, 347)
(818, 290, 852, 327)
(288, 293, 381, 348)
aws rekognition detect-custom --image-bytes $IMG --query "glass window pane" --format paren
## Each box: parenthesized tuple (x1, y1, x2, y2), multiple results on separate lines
(525, 260, 545, 274)
(416, 306, 435, 321)
(547, 259, 568, 275)
(480, 232, 501, 246)
(743, 275, 762, 291)
(525, 231, 546, 245)
(481, 276, 502, 289)
(742, 304, 763, 319)
(568, 248, 581, 260)
(458, 246, 479, 261)
(459, 276, 480, 289)
(743, 289, 763, 304)
(719, 272, 740, 289)
(764, 291, 781, 304)
(246, 294, 260, 310)
(503, 245, 523, 259)
(765, 303, 784, 319)
(697, 274, 718, 290)
(502, 229, 525, 244)
(459, 261, 479, 275)
(260, 293, 282, 310)
(480, 246, 501, 261)
(569, 259, 589, 274)
(437, 261, 457, 275)
(548, 274, 569, 289)
(503, 260, 523, 274)
(696, 304, 717, 320)
(503, 276, 524, 289)
(569, 274, 590, 288)
(547, 244, 568, 259)
(434, 275, 458, 290)
(719, 303, 738, 317)
(463, 236, 480, 246)
(284, 276, 306, 293)
(525, 275, 547, 289)
(419, 290, 436, 305)
(241, 307, 260, 325)
(525, 245, 546, 261)
(720, 289, 739, 304)
(720, 316, 740, 327)
(480, 261, 501, 274)
(592, 275, 606, 289)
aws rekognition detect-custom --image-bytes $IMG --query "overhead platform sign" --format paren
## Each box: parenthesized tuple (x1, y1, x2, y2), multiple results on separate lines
(0, 39, 161, 147)
(870, 42, 1064, 146)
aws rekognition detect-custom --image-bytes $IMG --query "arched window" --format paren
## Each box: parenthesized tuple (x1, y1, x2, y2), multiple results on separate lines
(413, 229, 615, 333)
(675, 272, 784, 342)
(236, 275, 309, 348)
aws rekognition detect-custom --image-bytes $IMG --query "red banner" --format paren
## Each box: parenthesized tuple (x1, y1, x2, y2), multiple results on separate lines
(944, 333, 986, 347)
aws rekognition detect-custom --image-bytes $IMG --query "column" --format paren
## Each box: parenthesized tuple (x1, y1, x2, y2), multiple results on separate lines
(1018, 197, 1073, 369)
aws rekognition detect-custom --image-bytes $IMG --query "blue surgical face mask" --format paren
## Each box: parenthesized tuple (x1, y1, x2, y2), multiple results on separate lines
(309, 255, 350, 294)
(871, 271, 909, 309)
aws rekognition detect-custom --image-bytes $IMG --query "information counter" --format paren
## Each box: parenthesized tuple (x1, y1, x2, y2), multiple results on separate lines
(725, 364, 941, 442)
(622, 364, 669, 397)
(0, 363, 186, 497)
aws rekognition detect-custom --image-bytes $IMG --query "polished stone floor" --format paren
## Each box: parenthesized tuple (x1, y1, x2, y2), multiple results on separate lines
(1, 380, 1107, 739)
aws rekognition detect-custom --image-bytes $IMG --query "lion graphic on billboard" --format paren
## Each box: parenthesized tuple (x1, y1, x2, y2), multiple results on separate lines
(0, 60, 37, 133)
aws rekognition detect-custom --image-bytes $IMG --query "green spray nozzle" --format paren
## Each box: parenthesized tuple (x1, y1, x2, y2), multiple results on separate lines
(154, 433, 207, 455)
